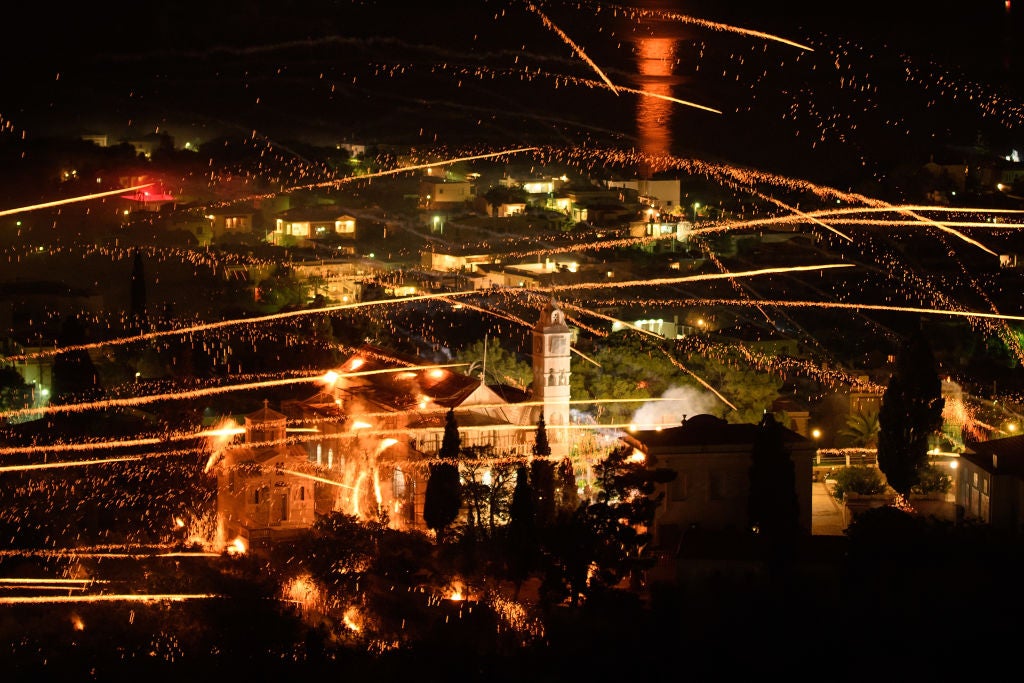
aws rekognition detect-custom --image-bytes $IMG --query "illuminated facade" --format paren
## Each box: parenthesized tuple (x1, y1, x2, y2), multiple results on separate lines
(216, 401, 317, 549)
(532, 298, 572, 457)
(270, 206, 357, 248)
(220, 302, 576, 537)
(623, 414, 815, 549)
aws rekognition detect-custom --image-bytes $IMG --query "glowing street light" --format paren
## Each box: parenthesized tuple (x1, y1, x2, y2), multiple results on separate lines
(692, 202, 701, 222)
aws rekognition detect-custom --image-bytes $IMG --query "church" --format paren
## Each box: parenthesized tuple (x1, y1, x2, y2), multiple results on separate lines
(216, 298, 575, 546)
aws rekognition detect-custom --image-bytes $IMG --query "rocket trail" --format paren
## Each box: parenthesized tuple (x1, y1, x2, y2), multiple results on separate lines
(692, 205, 1024, 234)
(600, 81, 720, 114)
(0, 593, 221, 605)
(604, 2, 814, 52)
(618, 297, 1024, 323)
(280, 469, 357, 489)
(754, 192, 853, 242)
(1, 290, 481, 363)
(524, 2, 620, 95)
(0, 183, 155, 217)
(0, 455, 148, 473)
(659, 349, 738, 411)
(0, 363, 467, 421)
(558, 301, 663, 339)
(550, 263, 854, 291)
(283, 147, 539, 193)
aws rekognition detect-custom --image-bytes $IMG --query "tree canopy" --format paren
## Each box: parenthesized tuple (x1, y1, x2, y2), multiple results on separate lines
(569, 332, 783, 424)
(452, 336, 531, 389)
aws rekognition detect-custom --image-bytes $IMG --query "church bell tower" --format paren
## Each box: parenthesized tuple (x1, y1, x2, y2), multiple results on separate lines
(532, 298, 571, 456)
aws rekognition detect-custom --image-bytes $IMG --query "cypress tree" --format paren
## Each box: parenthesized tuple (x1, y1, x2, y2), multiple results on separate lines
(531, 412, 556, 526)
(556, 457, 579, 514)
(507, 465, 537, 596)
(423, 408, 462, 542)
(877, 325, 945, 501)
(533, 410, 551, 458)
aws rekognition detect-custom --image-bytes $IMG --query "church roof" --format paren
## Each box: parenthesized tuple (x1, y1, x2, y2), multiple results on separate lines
(625, 413, 809, 450)
(331, 344, 516, 414)
(246, 399, 286, 423)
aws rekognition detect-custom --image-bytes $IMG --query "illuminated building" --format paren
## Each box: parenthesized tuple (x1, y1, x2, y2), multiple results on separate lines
(622, 414, 816, 549)
(270, 206, 358, 249)
(532, 298, 572, 457)
(273, 300, 575, 527)
(216, 400, 317, 549)
(957, 435, 1024, 530)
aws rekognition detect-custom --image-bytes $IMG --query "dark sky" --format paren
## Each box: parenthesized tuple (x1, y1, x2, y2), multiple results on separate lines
(0, 1, 1019, 185)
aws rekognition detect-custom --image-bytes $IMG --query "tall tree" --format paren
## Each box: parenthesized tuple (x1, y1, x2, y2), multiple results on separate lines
(748, 413, 801, 544)
(423, 408, 462, 542)
(556, 457, 579, 515)
(531, 413, 556, 526)
(539, 445, 675, 606)
(877, 325, 945, 501)
(507, 464, 537, 597)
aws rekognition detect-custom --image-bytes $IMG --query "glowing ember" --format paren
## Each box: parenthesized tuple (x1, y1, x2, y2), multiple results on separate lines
(342, 606, 363, 632)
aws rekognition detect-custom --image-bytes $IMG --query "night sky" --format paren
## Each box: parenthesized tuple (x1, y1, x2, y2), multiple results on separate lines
(0, 0, 1019, 188)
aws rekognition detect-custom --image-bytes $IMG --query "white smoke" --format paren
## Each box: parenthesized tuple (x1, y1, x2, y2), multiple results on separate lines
(630, 385, 719, 428)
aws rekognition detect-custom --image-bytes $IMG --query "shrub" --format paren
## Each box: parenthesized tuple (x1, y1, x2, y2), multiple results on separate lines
(911, 464, 953, 495)
(830, 465, 888, 501)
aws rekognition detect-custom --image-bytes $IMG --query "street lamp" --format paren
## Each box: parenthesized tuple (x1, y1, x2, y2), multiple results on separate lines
(692, 202, 701, 223)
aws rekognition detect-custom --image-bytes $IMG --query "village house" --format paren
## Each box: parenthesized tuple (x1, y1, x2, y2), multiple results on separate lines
(621, 414, 816, 551)
(270, 206, 357, 249)
(957, 434, 1024, 532)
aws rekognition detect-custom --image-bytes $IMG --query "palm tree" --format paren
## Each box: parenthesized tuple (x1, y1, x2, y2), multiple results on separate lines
(838, 408, 880, 448)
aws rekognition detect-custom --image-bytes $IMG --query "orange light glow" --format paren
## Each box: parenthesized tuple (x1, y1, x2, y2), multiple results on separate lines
(342, 606, 362, 632)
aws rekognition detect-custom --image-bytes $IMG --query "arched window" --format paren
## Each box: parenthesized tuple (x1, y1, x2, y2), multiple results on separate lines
(299, 487, 305, 501)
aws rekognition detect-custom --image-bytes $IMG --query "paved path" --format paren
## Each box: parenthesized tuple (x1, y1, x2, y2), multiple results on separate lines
(811, 479, 846, 536)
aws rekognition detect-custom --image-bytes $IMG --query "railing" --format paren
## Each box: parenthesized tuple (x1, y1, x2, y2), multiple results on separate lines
(815, 449, 878, 467)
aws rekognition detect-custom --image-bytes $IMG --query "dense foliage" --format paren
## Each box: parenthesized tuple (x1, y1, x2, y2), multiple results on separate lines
(878, 326, 945, 497)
